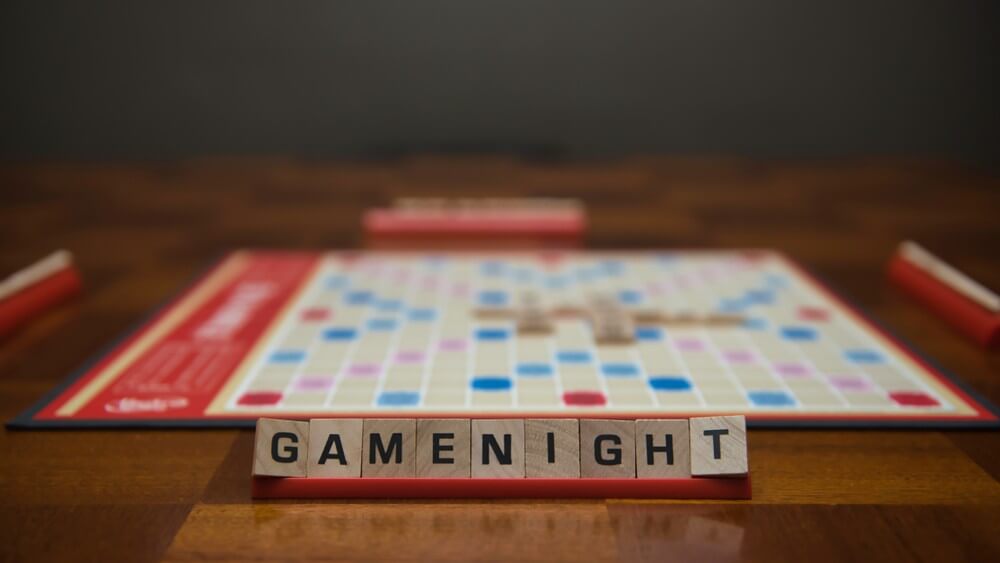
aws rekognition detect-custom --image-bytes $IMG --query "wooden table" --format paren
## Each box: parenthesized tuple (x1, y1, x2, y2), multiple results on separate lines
(1, 157, 998, 562)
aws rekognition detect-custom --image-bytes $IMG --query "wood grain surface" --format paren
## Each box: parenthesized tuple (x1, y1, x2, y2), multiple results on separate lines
(1, 156, 999, 562)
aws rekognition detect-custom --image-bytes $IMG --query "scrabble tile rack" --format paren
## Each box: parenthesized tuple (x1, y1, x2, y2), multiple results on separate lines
(251, 415, 750, 498)
(363, 199, 586, 250)
(251, 475, 752, 500)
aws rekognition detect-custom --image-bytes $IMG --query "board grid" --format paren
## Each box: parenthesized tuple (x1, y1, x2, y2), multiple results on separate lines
(12, 250, 1000, 428)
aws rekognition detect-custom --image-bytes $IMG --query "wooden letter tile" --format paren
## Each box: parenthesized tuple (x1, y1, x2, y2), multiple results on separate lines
(307, 418, 363, 478)
(587, 293, 635, 344)
(525, 419, 580, 478)
(635, 419, 690, 478)
(253, 418, 309, 477)
(471, 419, 525, 478)
(689, 416, 748, 477)
(516, 291, 553, 334)
(579, 419, 636, 478)
(417, 419, 471, 478)
(362, 418, 416, 477)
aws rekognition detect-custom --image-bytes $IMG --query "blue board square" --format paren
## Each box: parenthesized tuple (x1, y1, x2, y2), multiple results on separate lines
(377, 391, 421, 407)
(324, 275, 349, 290)
(601, 363, 639, 377)
(656, 253, 678, 263)
(478, 290, 508, 307)
(748, 390, 796, 407)
(648, 376, 692, 392)
(322, 327, 358, 341)
(781, 326, 817, 341)
(480, 261, 505, 276)
(375, 299, 403, 312)
(407, 308, 436, 321)
(845, 349, 884, 364)
(745, 289, 775, 305)
(367, 318, 398, 331)
(635, 327, 663, 341)
(765, 273, 788, 289)
(545, 276, 568, 289)
(557, 350, 592, 363)
(269, 349, 306, 363)
(344, 290, 373, 305)
(743, 317, 768, 330)
(471, 376, 512, 391)
(718, 297, 748, 313)
(516, 363, 553, 377)
(600, 260, 624, 275)
(475, 328, 510, 341)
(618, 290, 642, 305)
(513, 268, 534, 282)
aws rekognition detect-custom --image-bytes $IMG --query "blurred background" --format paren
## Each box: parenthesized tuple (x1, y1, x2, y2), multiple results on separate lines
(1, 0, 997, 300)
(2, 1, 997, 162)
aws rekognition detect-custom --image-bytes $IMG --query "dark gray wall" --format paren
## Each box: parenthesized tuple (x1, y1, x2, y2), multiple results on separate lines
(1, 1, 997, 160)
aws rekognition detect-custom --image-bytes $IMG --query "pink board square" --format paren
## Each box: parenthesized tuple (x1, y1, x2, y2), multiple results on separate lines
(773, 362, 810, 378)
(438, 338, 467, 352)
(293, 376, 335, 392)
(449, 283, 470, 297)
(722, 350, 755, 363)
(345, 363, 381, 377)
(395, 350, 426, 364)
(828, 375, 874, 392)
(645, 282, 668, 296)
(675, 338, 704, 351)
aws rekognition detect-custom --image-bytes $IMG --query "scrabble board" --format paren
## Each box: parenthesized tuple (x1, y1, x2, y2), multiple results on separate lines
(12, 250, 1000, 428)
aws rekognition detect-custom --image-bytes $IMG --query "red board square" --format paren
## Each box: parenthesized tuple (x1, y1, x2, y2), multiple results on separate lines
(301, 307, 331, 322)
(562, 391, 607, 407)
(889, 391, 939, 407)
(798, 306, 830, 322)
(237, 391, 283, 406)
(539, 252, 565, 268)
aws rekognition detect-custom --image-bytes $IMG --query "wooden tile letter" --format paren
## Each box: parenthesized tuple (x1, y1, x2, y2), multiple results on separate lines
(417, 419, 471, 478)
(307, 418, 363, 478)
(362, 418, 416, 477)
(253, 418, 309, 477)
(579, 419, 636, 478)
(689, 416, 748, 477)
(525, 419, 580, 478)
(471, 419, 525, 478)
(516, 291, 553, 334)
(635, 419, 691, 478)
(587, 293, 634, 344)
